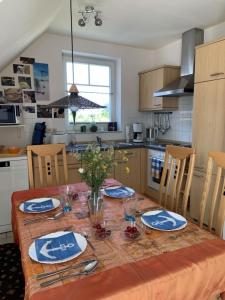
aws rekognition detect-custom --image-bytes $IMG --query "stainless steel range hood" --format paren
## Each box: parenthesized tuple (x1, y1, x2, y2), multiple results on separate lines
(154, 28, 204, 97)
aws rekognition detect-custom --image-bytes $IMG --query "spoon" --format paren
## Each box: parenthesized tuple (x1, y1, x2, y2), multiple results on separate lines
(40, 260, 99, 287)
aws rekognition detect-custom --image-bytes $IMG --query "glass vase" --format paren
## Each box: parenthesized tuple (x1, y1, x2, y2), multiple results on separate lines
(88, 189, 104, 227)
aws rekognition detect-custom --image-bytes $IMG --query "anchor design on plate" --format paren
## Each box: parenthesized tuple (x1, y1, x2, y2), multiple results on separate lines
(26, 203, 52, 211)
(151, 216, 177, 227)
(39, 240, 75, 259)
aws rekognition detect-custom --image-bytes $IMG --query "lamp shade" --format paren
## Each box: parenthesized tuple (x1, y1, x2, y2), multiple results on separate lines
(48, 84, 106, 109)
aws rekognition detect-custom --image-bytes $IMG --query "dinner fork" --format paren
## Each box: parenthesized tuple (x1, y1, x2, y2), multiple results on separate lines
(24, 211, 64, 225)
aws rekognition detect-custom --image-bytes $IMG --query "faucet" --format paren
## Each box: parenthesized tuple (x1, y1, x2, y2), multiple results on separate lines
(96, 136, 102, 147)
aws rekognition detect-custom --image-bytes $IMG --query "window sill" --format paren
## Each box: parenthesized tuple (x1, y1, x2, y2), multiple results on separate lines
(67, 130, 122, 134)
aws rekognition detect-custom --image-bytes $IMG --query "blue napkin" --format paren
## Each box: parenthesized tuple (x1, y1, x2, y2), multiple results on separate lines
(24, 199, 54, 212)
(105, 187, 133, 198)
(142, 210, 186, 230)
(35, 232, 81, 262)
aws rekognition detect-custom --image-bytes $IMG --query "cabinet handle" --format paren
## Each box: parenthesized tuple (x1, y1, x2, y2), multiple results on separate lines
(118, 161, 127, 164)
(210, 72, 224, 77)
(153, 104, 161, 107)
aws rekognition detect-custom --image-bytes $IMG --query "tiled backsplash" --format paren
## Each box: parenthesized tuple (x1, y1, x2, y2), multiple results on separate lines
(157, 110, 192, 142)
(155, 96, 193, 143)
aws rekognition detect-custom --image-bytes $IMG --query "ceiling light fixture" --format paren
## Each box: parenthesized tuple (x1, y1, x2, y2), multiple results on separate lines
(78, 5, 103, 27)
(48, 0, 105, 125)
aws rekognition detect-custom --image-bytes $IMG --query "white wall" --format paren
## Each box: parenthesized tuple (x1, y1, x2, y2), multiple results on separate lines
(0, 33, 155, 146)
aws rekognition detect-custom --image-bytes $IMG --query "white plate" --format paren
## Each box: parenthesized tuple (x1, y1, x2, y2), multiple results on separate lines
(103, 185, 135, 198)
(19, 197, 60, 213)
(141, 210, 187, 231)
(29, 231, 87, 264)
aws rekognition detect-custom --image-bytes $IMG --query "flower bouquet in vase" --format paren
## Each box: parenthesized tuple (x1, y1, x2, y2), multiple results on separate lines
(76, 144, 114, 226)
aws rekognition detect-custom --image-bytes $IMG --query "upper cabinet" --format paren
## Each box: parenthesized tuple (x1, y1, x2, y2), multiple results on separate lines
(195, 38, 225, 83)
(139, 65, 180, 111)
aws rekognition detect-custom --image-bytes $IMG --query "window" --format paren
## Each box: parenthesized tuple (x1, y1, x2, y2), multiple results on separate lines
(64, 54, 115, 124)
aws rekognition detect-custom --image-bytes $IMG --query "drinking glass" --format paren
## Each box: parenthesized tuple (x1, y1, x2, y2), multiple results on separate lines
(123, 196, 137, 222)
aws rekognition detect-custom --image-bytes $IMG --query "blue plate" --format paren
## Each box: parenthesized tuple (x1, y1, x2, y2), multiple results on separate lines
(29, 231, 87, 264)
(19, 197, 60, 213)
(103, 186, 135, 198)
(141, 210, 187, 231)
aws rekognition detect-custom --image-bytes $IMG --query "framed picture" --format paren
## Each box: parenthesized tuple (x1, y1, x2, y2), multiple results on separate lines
(4, 88, 23, 103)
(20, 57, 35, 64)
(53, 108, 65, 118)
(23, 106, 36, 114)
(23, 90, 36, 103)
(33, 63, 50, 101)
(13, 64, 30, 75)
(18, 76, 32, 89)
(37, 105, 52, 118)
(1, 76, 15, 86)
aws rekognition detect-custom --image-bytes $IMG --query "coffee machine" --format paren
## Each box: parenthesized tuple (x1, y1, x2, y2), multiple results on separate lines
(132, 123, 143, 143)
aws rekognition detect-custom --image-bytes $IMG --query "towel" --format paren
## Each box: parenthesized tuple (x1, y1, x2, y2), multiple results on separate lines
(142, 210, 186, 230)
(151, 157, 163, 183)
(35, 232, 81, 262)
(24, 199, 53, 212)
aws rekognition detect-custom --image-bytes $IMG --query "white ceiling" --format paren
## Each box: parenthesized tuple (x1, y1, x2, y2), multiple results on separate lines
(0, 0, 64, 71)
(48, 0, 225, 49)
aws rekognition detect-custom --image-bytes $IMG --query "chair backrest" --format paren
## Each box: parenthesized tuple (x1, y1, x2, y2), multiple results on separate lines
(200, 151, 225, 236)
(159, 145, 195, 217)
(27, 144, 68, 189)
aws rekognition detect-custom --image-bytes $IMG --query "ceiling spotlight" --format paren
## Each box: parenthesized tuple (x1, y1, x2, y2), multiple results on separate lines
(78, 5, 103, 27)
(95, 13, 102, 26)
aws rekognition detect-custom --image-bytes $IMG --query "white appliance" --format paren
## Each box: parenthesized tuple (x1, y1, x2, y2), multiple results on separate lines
(0, 156, 29, 233)
(50, 133, 70, 145)
(132, 123, 143, 143)
(147, 149, 165, 190)
(0, 104, 23, 125)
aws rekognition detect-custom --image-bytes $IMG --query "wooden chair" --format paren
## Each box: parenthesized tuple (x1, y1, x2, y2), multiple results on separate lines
(27, 144, 68, 189)
(159, 145, 195, 217)
(199, 152, 225, 237)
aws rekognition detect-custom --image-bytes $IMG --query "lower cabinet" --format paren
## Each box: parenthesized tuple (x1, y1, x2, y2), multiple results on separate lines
(114, 148, 141, 192)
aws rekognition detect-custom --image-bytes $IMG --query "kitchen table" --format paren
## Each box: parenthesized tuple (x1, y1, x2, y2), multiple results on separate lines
(11, 179, 225, 300)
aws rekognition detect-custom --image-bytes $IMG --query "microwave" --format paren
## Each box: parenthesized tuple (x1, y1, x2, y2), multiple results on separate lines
(0, 104, 23, 125)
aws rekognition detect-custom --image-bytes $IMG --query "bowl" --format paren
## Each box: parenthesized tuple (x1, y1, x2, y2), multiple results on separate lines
(7, 146, 21, 154)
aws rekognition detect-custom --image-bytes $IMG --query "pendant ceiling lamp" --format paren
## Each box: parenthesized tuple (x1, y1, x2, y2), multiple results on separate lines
(49, 0, 105, 124)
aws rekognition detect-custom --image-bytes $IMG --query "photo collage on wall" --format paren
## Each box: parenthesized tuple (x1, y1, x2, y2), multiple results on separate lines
(0, 56, 61, 119)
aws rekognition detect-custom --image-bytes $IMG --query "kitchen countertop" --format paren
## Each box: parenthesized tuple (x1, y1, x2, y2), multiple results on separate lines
(66, 140, 192, 153)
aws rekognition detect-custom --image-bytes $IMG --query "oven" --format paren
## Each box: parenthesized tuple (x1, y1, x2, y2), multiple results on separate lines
(147, 148, 165, 190)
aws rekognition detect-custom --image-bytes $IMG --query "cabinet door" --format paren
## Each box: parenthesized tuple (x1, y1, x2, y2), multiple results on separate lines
(192, 80, 225, 169)
(114, 149, 141, 192)
(139, 71, 154, 110)
(195, 39, 225, 83)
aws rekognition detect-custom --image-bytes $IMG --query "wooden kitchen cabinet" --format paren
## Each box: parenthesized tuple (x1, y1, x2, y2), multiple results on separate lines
(114, 148, 141, 192)
(192, 79, 225, 169)
(139, 65, 180, 111)
(195, 38, 225, 83)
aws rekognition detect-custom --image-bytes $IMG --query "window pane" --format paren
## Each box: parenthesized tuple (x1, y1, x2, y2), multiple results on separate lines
(76, 108, 110, 123)
(77, 84, 109, 94)
(90, 65, 110, 86)
(66, 62, 88, 84)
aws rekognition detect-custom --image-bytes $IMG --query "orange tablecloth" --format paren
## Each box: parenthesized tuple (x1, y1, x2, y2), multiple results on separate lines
(11, 180, 225, 300)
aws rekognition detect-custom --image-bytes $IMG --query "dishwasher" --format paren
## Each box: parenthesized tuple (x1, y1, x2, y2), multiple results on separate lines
(0, 156, 29, 233)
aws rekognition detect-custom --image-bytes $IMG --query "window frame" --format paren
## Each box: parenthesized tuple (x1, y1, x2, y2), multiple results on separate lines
(63, 53, 116, 126)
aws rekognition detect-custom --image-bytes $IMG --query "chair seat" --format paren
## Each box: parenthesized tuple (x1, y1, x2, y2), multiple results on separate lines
(0, 243, 24, 299)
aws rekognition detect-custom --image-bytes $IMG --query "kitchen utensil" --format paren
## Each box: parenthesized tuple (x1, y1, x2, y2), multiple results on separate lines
(36, 258, 96, 280)
(24, 210, 64, 225)
(135, 206, 162, 216)
(82, 231, 95, 250)
(32, 225, 73, 240)
(40, 260, 98, 287)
